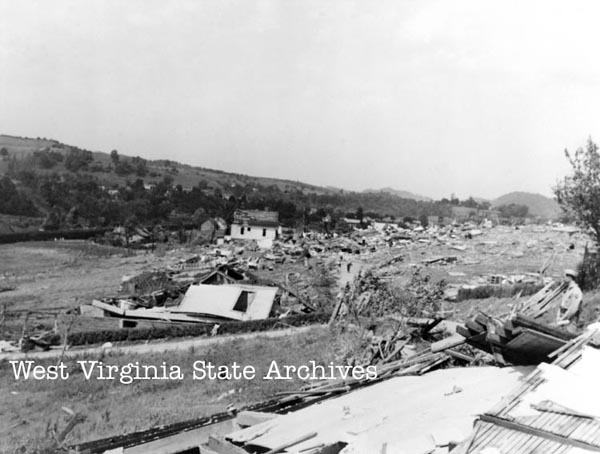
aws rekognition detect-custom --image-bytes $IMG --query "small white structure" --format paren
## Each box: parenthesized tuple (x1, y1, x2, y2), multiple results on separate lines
(172, 284, 277, 321)
(230, 209, 281, 241)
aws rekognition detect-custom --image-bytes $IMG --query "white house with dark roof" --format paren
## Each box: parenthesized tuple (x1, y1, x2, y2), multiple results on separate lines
(230, 209, 280, 240)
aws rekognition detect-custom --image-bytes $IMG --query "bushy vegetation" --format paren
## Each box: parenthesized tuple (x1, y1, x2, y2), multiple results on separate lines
(456, 282, 543, 301)
(555, 138, 600, 290)
(497, 203, 529, 219)
(64, 148, 94, 172)
(0, 176, 38, 216)
(67, 312, 329, 346)
(555, 138, 600, 243)
(400, 268, 446, 317)
(0, 228, 107, 244)
(32, 149, 64, 169)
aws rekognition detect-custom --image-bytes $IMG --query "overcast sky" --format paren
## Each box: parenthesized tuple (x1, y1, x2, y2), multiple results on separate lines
(2, 1, 600, 199)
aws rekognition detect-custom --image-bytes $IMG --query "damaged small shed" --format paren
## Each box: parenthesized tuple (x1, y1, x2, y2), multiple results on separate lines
(173, 284, 277, 321)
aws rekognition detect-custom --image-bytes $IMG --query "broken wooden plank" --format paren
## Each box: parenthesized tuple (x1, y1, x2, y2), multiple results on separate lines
(207, 435, 247, 454)
(264, 431, 318, 454)
(235, 411, 277, 428)
(465, 320, 486, 334)
(456, 325, 474, 339)
(474, 313, 491, 327)
(503, 329, 567, 364)
(512, 314, 576, 341)
(445, 349, 475, 363)
(328, 297, 344, 326)
(381, 339, 410, 363)
(431, 335, 465, 353)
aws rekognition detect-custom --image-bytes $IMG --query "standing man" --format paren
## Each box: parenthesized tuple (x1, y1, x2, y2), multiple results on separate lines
(556, 269, 583, 330)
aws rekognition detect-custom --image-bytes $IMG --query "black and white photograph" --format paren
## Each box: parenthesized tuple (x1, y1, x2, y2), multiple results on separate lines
(2, 1, 600, 453)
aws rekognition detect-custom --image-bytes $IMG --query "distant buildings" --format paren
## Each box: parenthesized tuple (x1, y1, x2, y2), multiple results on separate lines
(230, 209, 280, 240)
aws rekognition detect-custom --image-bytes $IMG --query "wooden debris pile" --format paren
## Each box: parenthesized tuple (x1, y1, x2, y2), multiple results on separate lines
(332, 267, 445, 322)
(456, 281, 577, 365)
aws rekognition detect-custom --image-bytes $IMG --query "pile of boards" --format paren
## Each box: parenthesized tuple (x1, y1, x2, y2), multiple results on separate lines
(457, 312, 576, 365)
(456, 280, 579, 365)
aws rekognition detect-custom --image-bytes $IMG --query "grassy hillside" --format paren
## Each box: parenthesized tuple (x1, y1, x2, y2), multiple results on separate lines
(0, 134, 524, 230)
(0, 134, 334, 196)
(492, 191, 560, 219)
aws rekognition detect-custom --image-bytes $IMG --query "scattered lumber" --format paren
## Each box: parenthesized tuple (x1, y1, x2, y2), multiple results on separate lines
(456, 311, 577, 365)
(431, 334, 465, 352)
(519, 281, 567, 318)
(235, 411, 277, 428)
(207, 435, 248, 454)
(263, 431, 318, 454)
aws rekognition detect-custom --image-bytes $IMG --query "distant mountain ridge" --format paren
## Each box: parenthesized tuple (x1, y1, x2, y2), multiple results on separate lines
(363, 187, 432, 201)
(492, 191, 560, 219)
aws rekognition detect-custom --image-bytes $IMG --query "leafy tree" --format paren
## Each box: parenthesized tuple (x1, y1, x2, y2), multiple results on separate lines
(131, 156, 148, 177)
(497, 203, 529, 219)
(32, 150, 63, 169)
(114, 160, 134, 175)
(192, 207, 208, 226)
(0, 147, 8, 157)
(554, 138, 600, 243)
(355, 206, 364, 221)
(110, 149, 119, 164)
(64, 148, 94, 172)
(461, 196, 479, 208)
(42, 207, 62, 230)
(0, 177, 38, 216)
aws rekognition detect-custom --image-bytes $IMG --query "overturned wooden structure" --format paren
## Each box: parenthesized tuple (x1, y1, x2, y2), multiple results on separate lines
(456, 281, 577, 365)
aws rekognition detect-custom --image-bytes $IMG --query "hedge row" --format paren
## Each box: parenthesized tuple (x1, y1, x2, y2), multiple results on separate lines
(0, 228, 109, 244)
(67, 312, 330, 346)
(456, 283, 543, 302)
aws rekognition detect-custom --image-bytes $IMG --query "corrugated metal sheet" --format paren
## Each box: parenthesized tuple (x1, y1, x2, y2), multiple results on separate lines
(227, 367, 529, 454)
(453, 328, 600, 454)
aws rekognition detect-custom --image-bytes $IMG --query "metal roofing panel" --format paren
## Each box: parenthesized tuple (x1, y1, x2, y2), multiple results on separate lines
(173, 284, 276, 321)
(228, 367, 527, 453)
(455, 330, 600, 454)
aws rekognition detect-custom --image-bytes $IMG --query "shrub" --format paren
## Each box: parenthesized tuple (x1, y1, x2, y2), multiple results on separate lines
(67, 312, 330, 346)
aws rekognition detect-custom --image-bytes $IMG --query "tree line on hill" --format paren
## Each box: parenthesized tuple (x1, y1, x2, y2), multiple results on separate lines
(0, 147, 530, 230)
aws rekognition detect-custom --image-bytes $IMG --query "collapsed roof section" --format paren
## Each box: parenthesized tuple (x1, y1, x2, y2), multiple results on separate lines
(225, 366, 529, 454)
(233, 209, 280, 228)
(451, 326, 600, 454)
(456, 282, 578, 365)
(172, 284, 277, 321)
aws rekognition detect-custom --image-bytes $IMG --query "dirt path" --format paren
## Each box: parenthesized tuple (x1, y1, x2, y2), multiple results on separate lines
(336, 254, 363, 291)
(0, 325, 321, 361)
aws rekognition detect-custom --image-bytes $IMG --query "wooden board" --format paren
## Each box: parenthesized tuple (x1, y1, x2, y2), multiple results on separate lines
(125, 420, 238, 454)
(504, 328, 567, 364)
(512, 314, 576, 341)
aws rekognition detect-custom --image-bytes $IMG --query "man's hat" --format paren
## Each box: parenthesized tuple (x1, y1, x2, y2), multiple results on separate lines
(565, 269, 578, 278)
